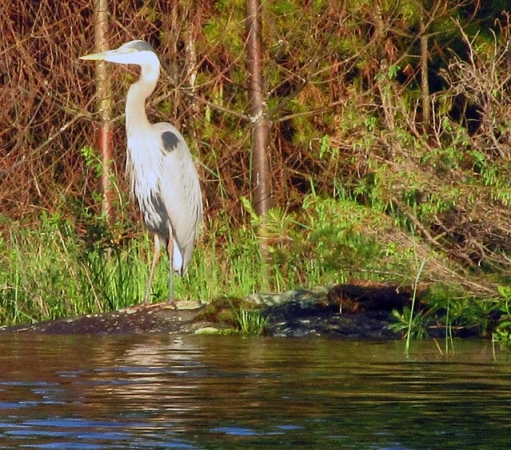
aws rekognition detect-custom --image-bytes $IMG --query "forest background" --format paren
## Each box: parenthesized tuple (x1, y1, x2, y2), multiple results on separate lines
(1, 0, 511, 332)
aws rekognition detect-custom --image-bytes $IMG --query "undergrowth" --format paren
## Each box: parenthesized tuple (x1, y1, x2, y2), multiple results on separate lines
(0, 192, 431, 327)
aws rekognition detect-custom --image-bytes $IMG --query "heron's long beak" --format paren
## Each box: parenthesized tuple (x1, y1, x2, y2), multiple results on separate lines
(79, 51, 109, 61)
(80, 48, 137, 64)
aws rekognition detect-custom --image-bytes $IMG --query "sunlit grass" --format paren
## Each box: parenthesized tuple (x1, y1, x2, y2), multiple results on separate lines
(0, 194, 437, 327)
(0, 214, 271, 325)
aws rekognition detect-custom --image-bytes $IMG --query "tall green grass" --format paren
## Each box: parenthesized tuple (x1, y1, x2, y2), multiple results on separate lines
(0, 193, 432, 327)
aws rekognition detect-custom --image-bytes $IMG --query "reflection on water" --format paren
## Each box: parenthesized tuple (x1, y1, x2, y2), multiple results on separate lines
(0, 334, 510, 449)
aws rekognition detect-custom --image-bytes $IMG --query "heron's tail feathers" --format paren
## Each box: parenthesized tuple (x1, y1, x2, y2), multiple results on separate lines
(172, 240, 184, 275)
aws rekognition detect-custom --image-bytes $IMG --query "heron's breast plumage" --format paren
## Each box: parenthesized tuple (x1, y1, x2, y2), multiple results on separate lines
(126, 131, 168, 234)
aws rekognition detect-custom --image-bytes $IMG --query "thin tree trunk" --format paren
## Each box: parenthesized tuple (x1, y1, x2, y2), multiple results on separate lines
(184, 4, 201, 133)
(246, 0, 271, 217)
(93, 0, 114, 223)
(420, 4, 431, 134)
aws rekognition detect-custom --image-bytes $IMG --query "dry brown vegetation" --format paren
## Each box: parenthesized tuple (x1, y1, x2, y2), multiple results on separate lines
(1, 1, 210, 220)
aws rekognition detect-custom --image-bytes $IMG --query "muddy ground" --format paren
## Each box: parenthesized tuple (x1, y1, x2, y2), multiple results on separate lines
(0, 281, 484, 339)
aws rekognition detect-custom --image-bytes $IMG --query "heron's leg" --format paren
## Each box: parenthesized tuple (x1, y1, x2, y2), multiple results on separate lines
(143, 234, 161, 305)
(166, 234, 175, 306)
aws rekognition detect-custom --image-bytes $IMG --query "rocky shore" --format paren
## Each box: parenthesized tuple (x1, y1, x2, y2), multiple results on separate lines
(0, 281, 436, 339)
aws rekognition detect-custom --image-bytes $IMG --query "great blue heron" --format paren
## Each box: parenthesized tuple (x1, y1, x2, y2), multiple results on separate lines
(80, 40, 203, 306)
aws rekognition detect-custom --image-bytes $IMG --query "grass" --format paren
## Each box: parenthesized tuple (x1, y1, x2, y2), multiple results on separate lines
(0, 193, 409, 326)
(0, 210, 271, 325)
(405, 256, 427, 355)
(0, 193, 508, 337)
(0, 216, 266, 325)
(492, 286, 511, 353)
(236, 308, 268, 335)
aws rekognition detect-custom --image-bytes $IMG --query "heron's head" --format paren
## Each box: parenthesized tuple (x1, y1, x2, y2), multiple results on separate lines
(80, 40, 159, 67)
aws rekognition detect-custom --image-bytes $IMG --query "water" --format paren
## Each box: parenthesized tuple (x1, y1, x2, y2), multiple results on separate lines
(0, 334, 510, 449)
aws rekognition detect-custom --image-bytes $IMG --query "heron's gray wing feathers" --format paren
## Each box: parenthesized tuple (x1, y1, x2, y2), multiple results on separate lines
(153, 122, 203, 274)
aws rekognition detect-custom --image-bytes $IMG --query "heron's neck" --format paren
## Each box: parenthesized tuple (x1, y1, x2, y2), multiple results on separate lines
(125, 64, 160, 131)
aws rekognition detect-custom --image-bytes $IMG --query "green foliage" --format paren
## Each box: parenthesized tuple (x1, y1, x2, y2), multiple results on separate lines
(388, 307, 432, 340)
(493, 325, 511, 352)
(0, 212, 147, 325)
(0, 215, 91, 324)
(492, 286, 511, 351)
(195, 297, 267, 335)
(236, 308, 268, 335)
(387, 284, 509, 345)
(439, 297, 498, 337)
(0, 189, 434, 326)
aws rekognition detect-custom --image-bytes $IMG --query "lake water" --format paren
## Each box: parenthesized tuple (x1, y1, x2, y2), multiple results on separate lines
(0, 334, 510, 449)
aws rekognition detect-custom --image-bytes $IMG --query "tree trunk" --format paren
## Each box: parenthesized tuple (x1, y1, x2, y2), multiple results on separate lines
(93, 0, 114, 223)
(246, 0, 271, 217)
(420, 4, 431, 134)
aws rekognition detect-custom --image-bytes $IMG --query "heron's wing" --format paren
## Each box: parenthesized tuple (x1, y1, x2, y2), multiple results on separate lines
(153, 122, 203, 274)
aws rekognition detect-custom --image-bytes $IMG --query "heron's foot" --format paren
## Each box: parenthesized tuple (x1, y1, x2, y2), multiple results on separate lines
(128, 301, 149, 310)
(125, 298, 164, 310)
(165, 297, 177, 310)
(122, 296, 176, 311)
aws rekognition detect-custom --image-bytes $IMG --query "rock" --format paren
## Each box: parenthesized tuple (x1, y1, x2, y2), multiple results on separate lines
(0, 281, 437, 338)
(246, 286, 329, 308)
(194, 327, 225, 335)
(0, 302, 208, 335)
